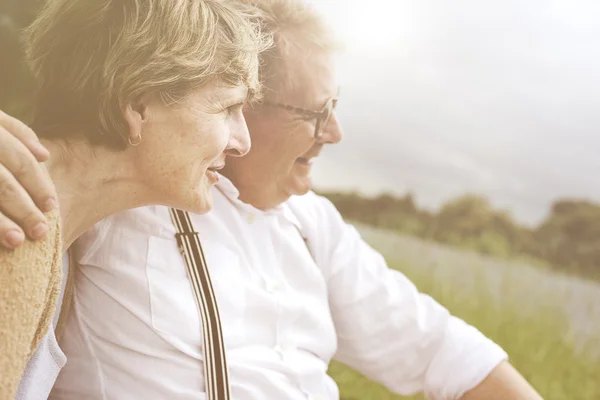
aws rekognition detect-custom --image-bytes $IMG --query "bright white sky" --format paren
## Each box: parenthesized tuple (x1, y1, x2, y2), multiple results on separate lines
(308, 0, 600, 225)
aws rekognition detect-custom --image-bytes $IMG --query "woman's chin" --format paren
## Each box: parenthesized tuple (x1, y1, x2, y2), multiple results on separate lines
(165, 181, 214, 214)
(191, 183, 214, 214)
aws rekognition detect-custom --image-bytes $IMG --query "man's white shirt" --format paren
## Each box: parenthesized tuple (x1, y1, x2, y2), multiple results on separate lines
(51, 175, 507, 400)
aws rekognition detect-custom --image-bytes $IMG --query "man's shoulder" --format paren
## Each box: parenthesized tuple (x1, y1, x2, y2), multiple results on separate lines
(286, 190, 339, 218)
(285, 192, 365, 273)
(285, 191, 346, 239)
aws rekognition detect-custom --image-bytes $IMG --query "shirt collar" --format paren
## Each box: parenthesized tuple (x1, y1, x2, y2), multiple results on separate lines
(215, 172, 301, 228)
(215, 172, 241, 199)
(215, 172, 283, 214)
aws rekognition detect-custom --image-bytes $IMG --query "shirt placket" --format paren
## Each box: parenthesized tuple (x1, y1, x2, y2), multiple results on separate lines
(242, 208, 329, 399)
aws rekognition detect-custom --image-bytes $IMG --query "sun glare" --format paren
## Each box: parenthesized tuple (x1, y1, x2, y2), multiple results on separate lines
(319, 0, 419, 53)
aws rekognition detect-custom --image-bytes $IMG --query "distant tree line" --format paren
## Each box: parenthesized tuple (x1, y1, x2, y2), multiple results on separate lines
(321, 191, 600, 281)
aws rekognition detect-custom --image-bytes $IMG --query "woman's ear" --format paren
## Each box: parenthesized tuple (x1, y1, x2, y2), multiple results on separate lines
(123, 99, 150, 143)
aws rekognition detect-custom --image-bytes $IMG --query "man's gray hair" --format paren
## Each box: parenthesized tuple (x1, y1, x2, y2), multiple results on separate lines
(239, 0, 343, 96)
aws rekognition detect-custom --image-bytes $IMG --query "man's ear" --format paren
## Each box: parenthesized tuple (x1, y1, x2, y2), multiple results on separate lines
(123, 98, 150, 143)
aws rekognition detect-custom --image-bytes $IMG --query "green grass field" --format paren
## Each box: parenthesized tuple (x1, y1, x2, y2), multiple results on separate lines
(328, 224, 600, 400)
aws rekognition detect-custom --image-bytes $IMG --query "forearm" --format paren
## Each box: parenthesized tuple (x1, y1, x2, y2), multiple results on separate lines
(460, 361, 543, 400)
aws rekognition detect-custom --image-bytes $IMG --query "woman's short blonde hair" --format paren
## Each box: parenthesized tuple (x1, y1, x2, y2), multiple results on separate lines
(25, 0, 271, 149)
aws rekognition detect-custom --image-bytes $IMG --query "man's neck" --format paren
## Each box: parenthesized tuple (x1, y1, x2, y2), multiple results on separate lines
(238, 190, 286, 211)
(221, 171, 288, 211)
(42, 138, 154, 249)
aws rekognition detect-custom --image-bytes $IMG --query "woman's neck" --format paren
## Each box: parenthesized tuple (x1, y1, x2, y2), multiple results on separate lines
(41, 138, 154, 249)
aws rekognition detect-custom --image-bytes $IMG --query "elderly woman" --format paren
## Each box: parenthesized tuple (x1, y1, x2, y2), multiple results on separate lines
(0, 0, 270, 398)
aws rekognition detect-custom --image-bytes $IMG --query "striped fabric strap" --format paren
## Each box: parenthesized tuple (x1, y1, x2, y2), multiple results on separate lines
(169, 208, 230, 400)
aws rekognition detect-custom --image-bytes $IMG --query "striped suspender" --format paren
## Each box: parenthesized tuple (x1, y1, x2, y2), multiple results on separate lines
(169, 208, 230, 400)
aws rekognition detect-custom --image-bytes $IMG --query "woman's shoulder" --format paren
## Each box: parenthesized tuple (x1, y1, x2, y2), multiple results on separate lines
(0, 210, 61, 266)
(0, 210, 62, 399)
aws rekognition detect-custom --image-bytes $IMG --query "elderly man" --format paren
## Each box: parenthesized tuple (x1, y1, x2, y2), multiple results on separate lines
(1, 0, 542, 399)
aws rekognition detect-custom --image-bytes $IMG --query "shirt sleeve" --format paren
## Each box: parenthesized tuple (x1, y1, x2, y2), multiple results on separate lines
(316, 198, 508, 399)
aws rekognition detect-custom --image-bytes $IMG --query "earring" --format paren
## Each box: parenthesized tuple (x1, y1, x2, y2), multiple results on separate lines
(128, 134, 142, 146)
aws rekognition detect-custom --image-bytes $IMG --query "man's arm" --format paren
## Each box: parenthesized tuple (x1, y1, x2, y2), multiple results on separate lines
(305, 194, 542, 399)
(0, 110, 57, 248)
(461, 361, 543, 400)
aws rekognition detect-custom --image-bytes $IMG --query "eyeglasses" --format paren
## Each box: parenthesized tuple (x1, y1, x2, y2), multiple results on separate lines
(262, 97, 338, 139)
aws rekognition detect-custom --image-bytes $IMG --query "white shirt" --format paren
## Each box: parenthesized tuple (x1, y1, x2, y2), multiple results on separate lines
(51, 175, 507, 400)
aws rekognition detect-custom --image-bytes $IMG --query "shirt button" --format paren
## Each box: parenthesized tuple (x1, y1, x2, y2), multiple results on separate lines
(245, 213, 256, 223)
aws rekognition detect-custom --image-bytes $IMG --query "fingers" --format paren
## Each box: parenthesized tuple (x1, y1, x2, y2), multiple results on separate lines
(0, 212, 26, 249)
(0, 124, 58, 210)
(0, 110, 56, 249)
(0, 109, 50, 162)
(0, 159, 51, 247)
